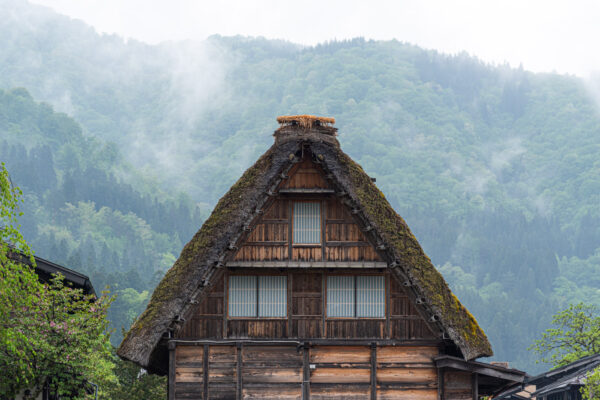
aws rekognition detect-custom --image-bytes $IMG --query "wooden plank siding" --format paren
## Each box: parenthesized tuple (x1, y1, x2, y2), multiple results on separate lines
(233, 158, 382, 264)
(172, 343, 441, 400)
(177, 270, 437, 342)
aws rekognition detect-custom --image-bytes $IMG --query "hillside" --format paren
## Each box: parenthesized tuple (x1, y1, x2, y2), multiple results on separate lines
(1, 0, 599, 372)
(0, 87, 206, 344)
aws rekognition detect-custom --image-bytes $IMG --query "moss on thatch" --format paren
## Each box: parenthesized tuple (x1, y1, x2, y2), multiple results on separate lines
(314, 143, 492, 360)
(118, 122, 492, 373)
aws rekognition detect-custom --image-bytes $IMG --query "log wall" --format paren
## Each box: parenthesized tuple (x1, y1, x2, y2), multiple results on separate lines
(171, 342, 444, 400)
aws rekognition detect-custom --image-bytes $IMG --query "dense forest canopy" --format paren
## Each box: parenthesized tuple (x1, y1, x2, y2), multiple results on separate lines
(1, 0, 599, 373)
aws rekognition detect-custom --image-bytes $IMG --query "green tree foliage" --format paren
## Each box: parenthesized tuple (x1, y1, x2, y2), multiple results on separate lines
(1, 163, 115, 398)
(530, 303, 600, 367)
(107, 355, 166, 400)
(581, 367, 600, 400)
(530, 303, 600, 399)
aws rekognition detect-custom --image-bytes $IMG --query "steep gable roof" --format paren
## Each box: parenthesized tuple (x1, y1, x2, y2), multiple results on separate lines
(118, 117, 492, 373)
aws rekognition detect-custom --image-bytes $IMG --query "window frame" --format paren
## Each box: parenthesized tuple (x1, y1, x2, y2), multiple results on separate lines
(227, 273, 288, 319)
(291, 200, 322, 246)
(325, 274, 386, 320)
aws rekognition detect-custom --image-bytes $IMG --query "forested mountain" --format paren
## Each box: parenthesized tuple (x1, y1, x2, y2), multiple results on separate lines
(0, 87, 206, 344)
(1, 0, 599, 373)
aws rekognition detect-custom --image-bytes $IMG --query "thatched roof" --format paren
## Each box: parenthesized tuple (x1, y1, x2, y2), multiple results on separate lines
(117, 118, 492, 374)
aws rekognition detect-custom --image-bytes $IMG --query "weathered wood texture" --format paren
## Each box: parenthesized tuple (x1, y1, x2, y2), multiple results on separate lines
(173, 343, 439, 399)
(443, 370, 473, 400)
(178, 270, 437, 341)
(233, 158, 382, 263)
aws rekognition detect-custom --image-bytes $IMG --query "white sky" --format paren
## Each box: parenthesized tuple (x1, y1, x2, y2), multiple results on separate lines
(29, 0, 600, 77)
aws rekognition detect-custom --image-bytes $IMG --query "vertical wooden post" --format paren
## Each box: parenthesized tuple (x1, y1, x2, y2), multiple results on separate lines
(321, 272, 326, 338)
(321, 199, 326, 261)
(203, 344, 209, 400)
(370, 343, 377, 400)
(223, 273, 229, 338)
(287, 272, 293, 336)
(438, 367, 445, 400)
(385, 271, 391, 339)
(288, 200, 293, 260)
(168, 341, 176, 400)
(236, 343, 243, 400)
(472, 372, 479, 400)
(303, 342, 310, 400)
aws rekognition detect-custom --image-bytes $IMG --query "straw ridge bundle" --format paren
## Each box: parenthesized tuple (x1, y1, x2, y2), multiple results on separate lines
(277, 115, 335, 129)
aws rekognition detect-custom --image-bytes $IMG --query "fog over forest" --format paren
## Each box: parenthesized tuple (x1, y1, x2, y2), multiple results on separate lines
(1, 0, 599, 375)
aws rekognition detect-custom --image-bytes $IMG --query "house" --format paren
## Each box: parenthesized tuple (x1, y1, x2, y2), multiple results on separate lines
(8, 253, 96, 400)
(118, 115, 526, 399)
(494, 354, 600, 400)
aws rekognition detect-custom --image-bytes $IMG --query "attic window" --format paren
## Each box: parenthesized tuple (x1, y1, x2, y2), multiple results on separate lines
(293, 202, 321, 244)
(228, 275, 287, 317)
(327, 275, 385, 318)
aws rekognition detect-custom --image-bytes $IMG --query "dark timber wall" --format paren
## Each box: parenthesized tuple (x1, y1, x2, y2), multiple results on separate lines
(177, 270, 437, 341)
(233, 158, 381, 263)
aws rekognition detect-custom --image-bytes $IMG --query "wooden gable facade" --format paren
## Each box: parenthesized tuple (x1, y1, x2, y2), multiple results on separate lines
(119, 116, 526, 400)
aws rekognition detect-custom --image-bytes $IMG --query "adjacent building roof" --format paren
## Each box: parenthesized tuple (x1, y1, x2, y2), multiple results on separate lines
(494, 354, 600, 399)
(33, 254, 96, 296)
(9, 249, 95, 296)
(118, 116, 493, 373)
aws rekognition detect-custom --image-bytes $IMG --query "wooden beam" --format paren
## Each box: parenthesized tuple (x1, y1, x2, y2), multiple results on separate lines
(279, 188, 335, 194)
(203, 344, 209, 400)
(226, 261, 388, 268)
(321, 199, 326, 261)
(288, 200, 293, 260)
(325, 241, 371, 247)
(242, 241, 287, 246)
(438, 368, 445, 400)
(434, 356, 526, 383)
(370, 343, 377, 400)
(287, 272, 293, 337)
(322, 272, 326, 338)
(172, 338, 443, 346)
(385, 271, 391, 339)
(237, 343, 243, 400)
(223, 273, 228, 338)
(473, 372, 478, 400)
(168, 341, 175, 400)
(303, 343, 310, 400)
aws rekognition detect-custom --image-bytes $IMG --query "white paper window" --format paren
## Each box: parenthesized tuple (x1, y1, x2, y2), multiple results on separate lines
(356, 275, 385, 318)
(229, 275, 287, 317)
(327, 275, 385, 318)
(228, 275, 257, 317)
(258, 276, 287, 317)
(327, 276, 355, 317)
(293, 202, 321, 244)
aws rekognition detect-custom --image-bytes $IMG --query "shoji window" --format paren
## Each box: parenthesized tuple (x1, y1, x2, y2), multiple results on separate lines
(356, 275, 385, 318)
(293, 202, 321, 244)
(228, 275, 287, 317)
(327, 275, 385, 318)
(327, 276, 355, 317)
(258, 276, 287, 317)
(228, 275, 257, 317)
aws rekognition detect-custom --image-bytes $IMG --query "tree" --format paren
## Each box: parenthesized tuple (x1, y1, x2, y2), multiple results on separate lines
(107, 352, 166, 400)
(530, 303, 600, 399)
(0, 162, 116, 398)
